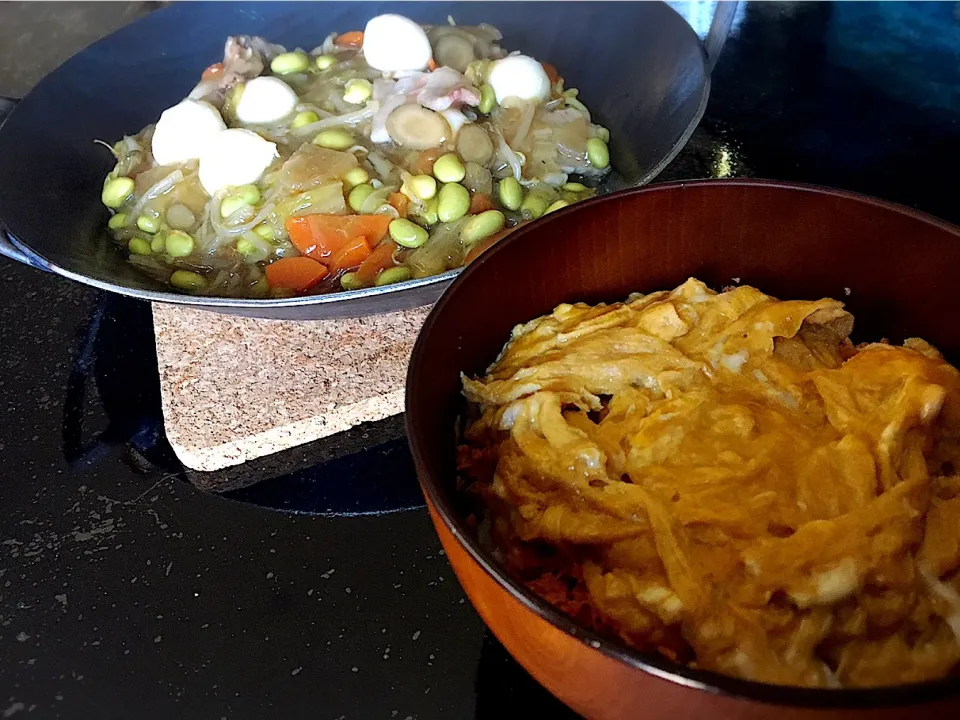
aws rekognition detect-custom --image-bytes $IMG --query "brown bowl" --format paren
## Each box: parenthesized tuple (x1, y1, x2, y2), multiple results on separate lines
(405, 180, 960, 719)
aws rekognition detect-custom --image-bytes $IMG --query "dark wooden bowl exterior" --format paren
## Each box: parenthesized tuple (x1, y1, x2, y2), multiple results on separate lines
(406, 181, 960, 718)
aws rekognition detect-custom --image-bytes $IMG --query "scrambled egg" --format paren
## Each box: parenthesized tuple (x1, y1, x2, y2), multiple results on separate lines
(460, 279, 960, 688)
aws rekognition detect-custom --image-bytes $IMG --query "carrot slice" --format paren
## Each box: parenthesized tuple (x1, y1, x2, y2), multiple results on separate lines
(329, 235, 372, 272)
(541, 62, 560, 86)
(335, 30, 364, 47)
(469, 192, 496, 214)
(465, 226, 518, 265)
(427, 58, 439, 72)
(355, 239, 398, 286)
(201, 62, 224, 81)
(389, 192, 410, 217)
(412, 148, 444, 176)
(265, 256, 329, 291)
(285, 215, 391, 263)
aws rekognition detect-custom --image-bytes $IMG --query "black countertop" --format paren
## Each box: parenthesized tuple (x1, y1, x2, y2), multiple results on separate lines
(3, 2, 960, 718)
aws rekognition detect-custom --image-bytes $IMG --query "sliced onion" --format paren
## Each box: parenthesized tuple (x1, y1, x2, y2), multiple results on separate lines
(132, 169, 183, 216)
(289, 102, 377, 137)
(494, 131, 522, 181)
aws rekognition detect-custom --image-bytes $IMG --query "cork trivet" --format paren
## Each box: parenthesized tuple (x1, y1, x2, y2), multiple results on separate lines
(152, 303, 429, 473)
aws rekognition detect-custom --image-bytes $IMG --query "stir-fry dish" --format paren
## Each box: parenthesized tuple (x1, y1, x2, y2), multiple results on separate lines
(98, 15, 611, 297)
(459, 279, 960, 688)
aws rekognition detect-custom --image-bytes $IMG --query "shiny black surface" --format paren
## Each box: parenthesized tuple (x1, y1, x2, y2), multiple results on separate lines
(0, 1, 709, 320)
(3, 2, 960, 718)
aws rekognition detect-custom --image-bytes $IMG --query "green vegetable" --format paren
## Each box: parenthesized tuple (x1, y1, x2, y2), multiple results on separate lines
(562, 182, 587, 193)
(545, 199, 570, 214)
(136, 214, 160, 234)
(374, 267, 412, 286)
(432, 153, 466, 184)
(403, 174, 437, 201)
(220, 195, 249, 219)
(437, 183, 470, 223)
(107, 213, 127, 230)
(520, 191, 550, 220)
(343, 167, 370, 188)
(413, 195, 439, 226)
(462, 210, 505, 245)
(170, 270, 205, 292)
(101, 177, 134, 208)
(313, 129, 355, 150)
(151, 234, 166, 253)
(315, 54, 336, 70)
(254, 224, 276, 241)
(340, 271, 364, 290)
(270, 52, 310, 75)
(343, 78, 373, 105)
(348, 183, 376, 212)
(291, 111, 320, 129)
(586, 138, 610, 169)
(389, 218, 429, 248)
(128, 237, 152, 256)
(497, 177, 523, 211)
(165, 230, 195, 257)
(478, 84, 496, 114)
(236, 184, 261, 205)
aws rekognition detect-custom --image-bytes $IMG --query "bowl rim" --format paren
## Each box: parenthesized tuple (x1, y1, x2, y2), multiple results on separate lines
(406, 178, 960, 708)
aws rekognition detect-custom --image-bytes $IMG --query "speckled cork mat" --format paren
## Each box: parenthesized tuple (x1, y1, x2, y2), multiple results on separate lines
(152, 304, 429, 474)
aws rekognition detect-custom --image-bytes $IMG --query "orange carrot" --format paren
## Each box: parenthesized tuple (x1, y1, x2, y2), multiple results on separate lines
(286, 215, 391, 263)
(201, 62, 224, 81)
(541, 62, 560, 86)
(389, 192, 410, 217)
(265, 256, 329, 291)
(335, 30, 364, 47)
(329, 235, 372, 271)
(465, 226, 518, 264)
(356, 239, 398, 285)
(427, 58, 438, 72)
(469, 192, 496, 214)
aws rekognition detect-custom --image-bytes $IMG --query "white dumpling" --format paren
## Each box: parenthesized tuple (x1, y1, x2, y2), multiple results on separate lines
(151, 99, 227, 166)
(487, 54, 551, 104)
(235, 76, 299, 125)
(363, 14, 432, 73)
(198, 129, 278, 195)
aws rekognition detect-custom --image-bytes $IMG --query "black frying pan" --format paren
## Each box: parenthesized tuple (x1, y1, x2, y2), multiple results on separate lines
(0, 1, 735, 320)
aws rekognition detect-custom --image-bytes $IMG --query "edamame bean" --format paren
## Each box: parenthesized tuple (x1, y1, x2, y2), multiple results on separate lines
(170, 270, 205, 292)
(497, 177, 523, 211)
(270, 52, 310, 75)
(101, 177, 134, 208)
(136, 214, 160, 234)
(478, 84, 496, 114)
(343, 78, 373, 104)
(437, 183, 470, 223)
(375, 267, 412, 287)
(151, 234, 166, 253)
(348, 183, 375, 212)
(562, 182, 586, 192)
(388, 218, 429, 248)
(253, 224, 276, 241)
(403, 174, 437, 201)
(315, 54, 336, 70)
(520, 191, 550, 219)
(128, 237, 152, 256)
(291, 111, 320, 129)
(340, 271, 364, 290)
(165, 230, 195, 258)
(586, 138, 610, 169)
(220, 195, 248, 219)
(236, 184, 261, 205)
(545, 199, 570, 214)
(415, 195, 439, 226)
(107, 213, 127, 230)
(432, 153, 466, 183)
(462, 210, 505, 245)
(313, 129, 355, 150)
(343, 167, 370, 187)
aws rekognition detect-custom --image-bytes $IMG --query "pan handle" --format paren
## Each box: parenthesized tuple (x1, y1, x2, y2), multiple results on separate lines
(703, 1, 739, 74)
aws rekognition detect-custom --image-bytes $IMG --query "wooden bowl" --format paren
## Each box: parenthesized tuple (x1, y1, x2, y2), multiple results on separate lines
(405, 180, 960, 719)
